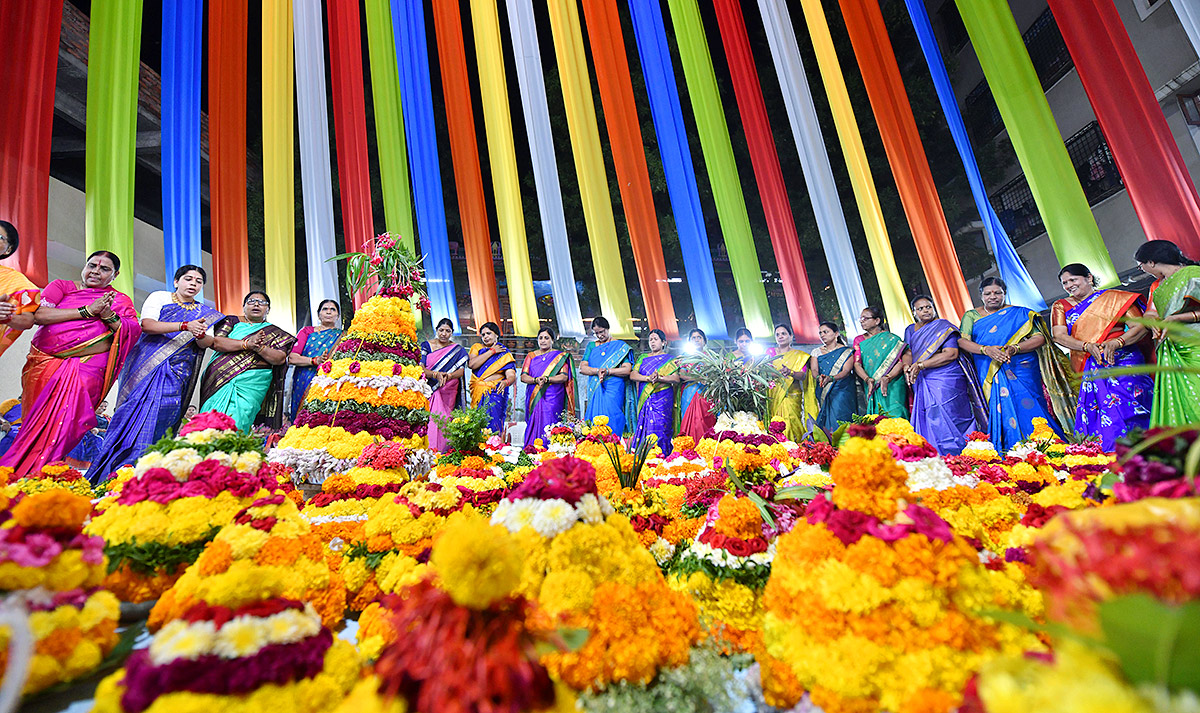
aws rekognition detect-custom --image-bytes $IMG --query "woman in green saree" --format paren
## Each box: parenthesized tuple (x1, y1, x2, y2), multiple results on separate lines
(851, 306, 908, 419)
(1137, 240, 1200, 426)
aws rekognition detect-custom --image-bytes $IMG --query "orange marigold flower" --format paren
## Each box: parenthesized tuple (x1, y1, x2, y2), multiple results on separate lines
(253, 536, 302, 567)
(367, 534, 394, 553)
(712, 494, 764, 540)
(35, 626, 83, 660)
(322, 474, 356, 494)
(12, 491, 92, 530)
(196, 540, 234, 576)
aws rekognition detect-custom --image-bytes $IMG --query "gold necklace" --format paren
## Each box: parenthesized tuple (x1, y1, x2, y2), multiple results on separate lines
(172, 293, 201, 311)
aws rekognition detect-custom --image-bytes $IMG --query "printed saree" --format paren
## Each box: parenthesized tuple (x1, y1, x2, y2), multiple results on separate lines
(584, 340, 634, 436)
(816, 346, 856, 433)
(88, 298, 224, 482)
(768, 348, 819, 442)
(199, 318, 296, 432)
(523, 349, 574, 448)
(423, 341, 468, 450)
(854, 331, 908, 419)
(290, 326, 343, 418)
(1150, 266, 1200, 426)
(904, 318, 988, 455)
(0, 265, 40, 358)
(633, 353, 677, 452)
(0, 280, 140, 477)
(470, 344, 515, 433)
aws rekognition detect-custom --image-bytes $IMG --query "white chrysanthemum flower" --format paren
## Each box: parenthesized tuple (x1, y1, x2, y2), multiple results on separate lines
(264, 608, 320, 643)
(213, 616, 271, 659)
(574, 493, 604, 524)
(490, 500, 511, 526)
(207, 451, 234, 468)
(134, 450, 165, 476)
(648, 537, 676, 567)
(902, 457, 958, 492)
(233, 451, 263, 474)
(500, 499, 539, 533)
(530, 499, 577, 538)
(150, 620, 218, 665)
(598, 495, 616, 517)
(161, 448, 201, 481)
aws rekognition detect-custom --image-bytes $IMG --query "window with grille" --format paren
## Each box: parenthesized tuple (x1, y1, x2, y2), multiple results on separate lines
(964, 81, 1004, 142)
(936, 1, 969, 54)
(1132, 0, 1167, 21)
(1180, 92, 1200, 127)
(1022, 8, 1074, 90)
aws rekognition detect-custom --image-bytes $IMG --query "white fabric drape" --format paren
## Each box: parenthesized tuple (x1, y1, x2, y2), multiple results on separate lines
(293, 0, 340, 324)
(504, 0, 584, 337)
(757, 0, 867, 335)
(1173, 0, 1200, 59)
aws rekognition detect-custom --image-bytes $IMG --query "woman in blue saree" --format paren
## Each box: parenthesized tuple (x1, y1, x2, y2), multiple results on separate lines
(958, 277, 1076, 451)
(903, 295, 988, 455)
(814, 321, 856, 433)
(578, 316, 633, 435)
(287, 299, 343, 419)
(520, 327, 574, 447)
(88, 265, 223, 481)
(631, 329, 679, 452)
(468, 321, 516, 433)
(423, 318, 468, 451)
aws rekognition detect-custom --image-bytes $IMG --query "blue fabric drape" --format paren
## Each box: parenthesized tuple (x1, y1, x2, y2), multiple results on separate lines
(626, 0, 727, 339)
(161, 0, 203, 287)
(390, 0, 459, 331)
(902, 0, 1046, 310)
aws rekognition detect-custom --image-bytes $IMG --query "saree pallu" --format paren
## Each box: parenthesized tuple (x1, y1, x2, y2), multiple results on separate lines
(88, 301, 224, 482)
(290, 326, 343, 418)
(199, 319, 296, 432)
(424, 341, 468, 451)
(905, 319, 988, 455)
(963, 306, 1074, 451)
(470, 344, 515, 433)
(768, 349, 819, 442)
(584, 340, 633, 436)
(678, 380, 716, 441)
(0, 266, 40, 358)
(0, 281, 139, 477)
(1054, 291, 1153, 448)
(854, 331, 909, 419)
(1150, 266, 1200, 426)
(633, 353, 677, 452)
(523, 350, 573, 448)
(816, 346, 856, 433)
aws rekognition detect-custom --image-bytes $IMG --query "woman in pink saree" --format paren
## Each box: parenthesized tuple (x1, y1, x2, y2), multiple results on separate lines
(0, 251, 140, 477)
(421, 318, 467, 451)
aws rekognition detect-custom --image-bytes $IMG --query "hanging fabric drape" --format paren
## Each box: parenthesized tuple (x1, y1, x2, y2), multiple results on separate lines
(208, 0, 250, 315)
(665, 0, 772, 337)
(712, 0, 820, 342)
(1172, 0, 1200, 59)
(326, 0, 372, 259)
(1049, 0, 1200, 259)
(161, 0, 203, 288)
(545, 0, 635, 337)
(85, 0, 143, 298)
(580, 0, 678, 338)
(955, 0, 1119, 287)
(294, 0, 340, 325)
(837, 0, 970, 321)
(795, 0, 909, 329)
(364, 0, 415, 254)
(390, 0, 460, 331)
(626, 0, 727, 339)
(262, 0, 297, 333)
(430, 0, 502, 331)
(755, 0, 867, 336)
(504, 0, 584, 338)
(0, 0, 62, 286)
(468, 0, 540, 337)
(902, 0, 1046, 311)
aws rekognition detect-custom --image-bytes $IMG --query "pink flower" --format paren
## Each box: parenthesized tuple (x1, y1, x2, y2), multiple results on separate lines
(180, 480, 217, 499)
(370, 255, 383, 266)
(321, 361, 332, 374)
(11, 533, 62, 567)
(179, 411, 237, 436)
(349, 361, 361, 374)
(418, 297, 432, 312)
(905, 504, 954, 542)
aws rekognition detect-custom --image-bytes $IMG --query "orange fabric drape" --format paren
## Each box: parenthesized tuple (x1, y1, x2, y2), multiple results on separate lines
(430, 1, 500, 330)
(580, 0, 677, 337)
(838, 0, 970, 320)
(208, 0, 250, 315)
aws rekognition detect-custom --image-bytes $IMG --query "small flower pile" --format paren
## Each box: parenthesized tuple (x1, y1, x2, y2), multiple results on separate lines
(86, 413, 284, 602)
(777, 441, 837, 488)
(92, 596, 359, 713)
(272, 292, 432, 483)
(1111, 427, 1200, 502)
(962, 431, 999, 462)
(2, 462, 94, 499)
(545, 421, 580, 455)
(0, 491, 120, 694)
(148, 493, 347, 630)
(893, 439, 979, 492)
(762, 432, 1041, 713)
(490, 456, 615, 538)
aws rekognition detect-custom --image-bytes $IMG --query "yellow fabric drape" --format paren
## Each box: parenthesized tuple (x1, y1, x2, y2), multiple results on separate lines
(262, 0, 296, 333)
(545, 0, 634, 338)
(797, 0, 911, 328)
(469, 0, 539, 337)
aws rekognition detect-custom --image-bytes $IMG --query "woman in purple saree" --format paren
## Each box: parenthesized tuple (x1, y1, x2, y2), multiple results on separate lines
(0, 251, 141, 477)
(88, 265, 223, 482)
(902, 295, 988, 454)
(520, 327, 574, 448)
(422, 318, 468, 451)
(631, 329, 679, 452)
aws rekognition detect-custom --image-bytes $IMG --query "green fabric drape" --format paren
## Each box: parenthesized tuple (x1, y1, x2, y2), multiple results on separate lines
(84, 0, 144, 297)
(954, 0, 1118, 286)
(364, 0, 414, 253)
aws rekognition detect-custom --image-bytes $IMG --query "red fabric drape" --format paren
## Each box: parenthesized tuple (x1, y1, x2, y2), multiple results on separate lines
(430, 0, 500, 330)
(1048, 0, 1200, 258)
(209, 0, 250, 315)
(713, 0, 819, 342)
(838, 0, 971, 320)
(0, 0, 63, 286)
(327, 0, 374, 307)
(580, 0, 678, 337)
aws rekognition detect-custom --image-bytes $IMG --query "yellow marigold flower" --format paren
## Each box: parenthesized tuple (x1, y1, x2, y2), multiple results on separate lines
(430, 510, 522, 609)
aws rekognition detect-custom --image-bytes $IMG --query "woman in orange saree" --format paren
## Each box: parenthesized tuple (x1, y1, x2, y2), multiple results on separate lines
(0, 251, 140, 477)
(0, 220, 40, 357)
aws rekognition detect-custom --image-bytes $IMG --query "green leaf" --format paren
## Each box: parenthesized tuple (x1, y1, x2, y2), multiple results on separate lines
(775, 485, 818, 501)
(1098, 594, 1200, 692)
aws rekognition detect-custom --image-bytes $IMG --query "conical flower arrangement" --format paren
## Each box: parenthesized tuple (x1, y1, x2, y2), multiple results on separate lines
(271, 234, 435, 484)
